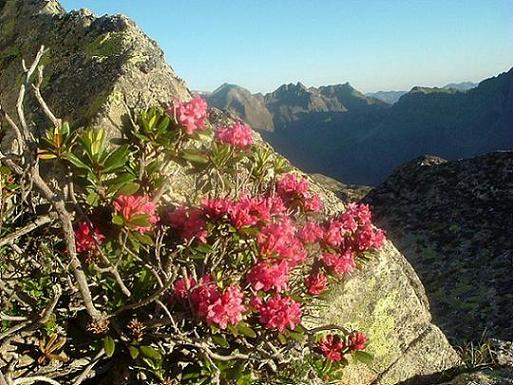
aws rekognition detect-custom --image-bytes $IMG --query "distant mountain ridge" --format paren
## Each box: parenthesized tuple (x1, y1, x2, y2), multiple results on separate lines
(206, 81, 387, 130)
(366, 82, 477, 104)
(205, 71, 511, 185)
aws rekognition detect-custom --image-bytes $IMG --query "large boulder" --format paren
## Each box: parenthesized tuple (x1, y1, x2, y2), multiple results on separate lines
(0, 0, 189, 140)
(365, 152, 513, 345)
(0, 1, 460, 383)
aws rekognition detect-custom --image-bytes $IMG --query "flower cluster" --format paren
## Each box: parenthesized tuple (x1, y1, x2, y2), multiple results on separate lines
(317, 203, 385, 277)
(276, 173, 323, 213)
(166, 172, 385, 345)
(173, 276, 246, 329)
(252, 295, 302, 332)
(215, 122, 253, 150)
(9, 61, 390, 385)
(318, 331, 367, 362)
(113, 195, 159, 233)
(74, 221, 105, 253)
(168, 207, 208, 243)
(168, 96, 208, 135)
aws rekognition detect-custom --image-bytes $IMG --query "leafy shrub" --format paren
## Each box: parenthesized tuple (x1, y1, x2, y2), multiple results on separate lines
(0, 50, 384, 384)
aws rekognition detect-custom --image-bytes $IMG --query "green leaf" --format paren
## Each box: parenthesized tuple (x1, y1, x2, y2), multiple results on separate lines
(237, 322, 256, 338)
(180, 149, 209, 164)
(102, 145, 130, 172)
(227, 325, 239, 337)
(212, 334, 230, 348)
(112, 215, 124, 226)
(130, 214, 150, 227)
(195, 243, 213, 254)
(132, 232, 153, 245)
(277, 333, 287, 345)
(285, 329, 305, 343)
(140, 345, 162, 361)
(86, 190, 100, 206)
(105, 173, 136, 186)
(128, 345, 140, 359)
(116, 182, 140, 196)
(104, 336, 116, 358)
(91, 128, 106, 158)
(352, 350, 374, 365)
(64, 153, 91, 171)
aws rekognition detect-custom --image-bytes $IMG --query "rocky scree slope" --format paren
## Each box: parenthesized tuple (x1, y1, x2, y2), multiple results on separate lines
(364, 152, 513, 345)
(0, 1, 459, 384)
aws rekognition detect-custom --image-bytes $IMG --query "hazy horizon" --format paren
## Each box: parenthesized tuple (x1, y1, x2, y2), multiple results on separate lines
(60, 0, 513, 94)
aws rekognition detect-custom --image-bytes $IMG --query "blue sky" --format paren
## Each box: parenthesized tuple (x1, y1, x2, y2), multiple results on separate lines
(60, 1, 513, 94)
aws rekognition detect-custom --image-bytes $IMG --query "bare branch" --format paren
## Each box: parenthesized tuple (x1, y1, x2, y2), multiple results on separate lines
(39, 284, 62, 324)
(0, 104, 24, 154)
(17, 46, 47, 144)
(0, 215, 53, 248)
(32, 65, 61, 128)
(12, 376, 61, 385)
(0, 47, 102, 321)
(71, 349, 106, 385)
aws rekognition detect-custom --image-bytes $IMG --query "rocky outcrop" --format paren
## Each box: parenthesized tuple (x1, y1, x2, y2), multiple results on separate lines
(311, 173, 372, 203)
(313, 241, 460, 384)
(0, 1, 460, 383)
(440, 368, 513, 385)
(0, 0, 189, 141)
(365, 152, 513, 345)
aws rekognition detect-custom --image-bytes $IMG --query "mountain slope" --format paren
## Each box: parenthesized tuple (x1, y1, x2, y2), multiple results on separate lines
(364, 151, 513, 344)
(262, 68, 513, 185)
(206, 83, 274, 130)
(366, 90, 407, 104)
(206, 81, 388, 131)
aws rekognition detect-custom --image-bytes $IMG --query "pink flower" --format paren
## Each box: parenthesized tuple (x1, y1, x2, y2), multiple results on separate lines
(168, 207, 208, 243)
(348, 331, 367, 351)
(257, 219, 306, 266)
(255, 295, 302, 332)
(297, 221, 324, 244)
(276, 173, 309, 197)
(206, 285, 246, 329)
(304, 193, 323, 213)
(190, 276, 219, 318)
(264, 195, 287, 217)
(172, 276, 197, 301)
(345, 203, 372, 225)
(323, 219, 344, 247)
(371, 228, 386, 249)
(247, 260, 290, 293)
(113, 195, 159, 233)
(201, 197, 232, 219)
(215, 122, 253, 149)
(352, 224, 385, 252)
(322, 251, 356, 276)
(318, 335, 345, 362)
(305, 272, 328, 295)
(336, 211, 358, 234)
(75, 221, 105, 253)
(169, 96, 208, 135)
(228, 195, 271, 229)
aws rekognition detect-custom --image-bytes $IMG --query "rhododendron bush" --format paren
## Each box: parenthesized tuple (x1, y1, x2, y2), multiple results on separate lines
(0, 50, 385, 385)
